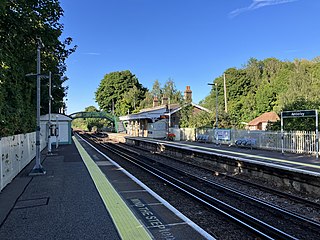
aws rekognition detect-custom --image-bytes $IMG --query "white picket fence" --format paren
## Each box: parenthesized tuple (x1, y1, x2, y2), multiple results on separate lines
(179, 128, 319, 155)
(0, 130, 47, 191)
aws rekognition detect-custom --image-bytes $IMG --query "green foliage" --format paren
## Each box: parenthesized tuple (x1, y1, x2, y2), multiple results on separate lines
(163, 78, 183, 103)
(200, 57, 320, 130)
(188, 111, 213, 128)
(71, 106, 110, 131)
(138, 79, 183, 109)
(0, 0, 76, 137)
(267, 98, 320, 131)
(95, 70, 147, 116)
(85, 106, 98, 112)
(71, 118, 88, 131)
(179, 104, 193, 128)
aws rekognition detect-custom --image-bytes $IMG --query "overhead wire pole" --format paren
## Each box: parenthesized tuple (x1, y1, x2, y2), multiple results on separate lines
(223, 73, 228, 113)
(48, 71, 52, 154)
(169, 97, 171, 128)
(208, 82, 219, 144)
(207, 83, 218, 128)
(316, 110, 318, 159)
(214, 83, 218, 129)
(30, 37, 46, 175)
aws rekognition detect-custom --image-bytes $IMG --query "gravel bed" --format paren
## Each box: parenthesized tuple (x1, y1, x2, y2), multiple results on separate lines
(117, 141, 320, 223)
(97, 140, 259, 239)
(91, 135, 320, 239)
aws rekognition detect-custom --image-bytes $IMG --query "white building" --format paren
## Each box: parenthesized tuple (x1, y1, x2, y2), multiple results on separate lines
(40, 114, 72, 145)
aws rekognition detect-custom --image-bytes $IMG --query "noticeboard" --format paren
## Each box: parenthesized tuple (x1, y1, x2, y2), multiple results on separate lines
(282, 110, 316, 118)
(215, 129, 231, 141)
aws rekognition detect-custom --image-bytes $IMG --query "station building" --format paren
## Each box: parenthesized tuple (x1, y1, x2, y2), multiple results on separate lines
(247, 112, 280, 131)
(40, 113, 73, 145)
(119, 86, 210, 139)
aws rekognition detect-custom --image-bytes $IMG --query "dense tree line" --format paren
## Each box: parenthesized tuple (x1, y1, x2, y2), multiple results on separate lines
(92, 57, 320, 130)
(95, 70, 147, 116)
(95, 71, 213, 129)
(201, 57, 320, 130)
(0, 0, 75, 137)
(95, 71, 183, 115)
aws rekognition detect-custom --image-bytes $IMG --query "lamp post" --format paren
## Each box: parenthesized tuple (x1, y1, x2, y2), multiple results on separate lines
(208, 82, 218, 128)
(48, 71, 52, 154)
(168, 97, 171, 129)
(208, 82, 218, 143)
(27, 37, 46, 175)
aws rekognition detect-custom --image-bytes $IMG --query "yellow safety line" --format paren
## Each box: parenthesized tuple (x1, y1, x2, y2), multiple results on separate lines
(152, 139, 320, 170)
(73, 136, 152, 240)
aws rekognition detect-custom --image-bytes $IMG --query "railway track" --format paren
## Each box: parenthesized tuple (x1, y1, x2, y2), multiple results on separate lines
(79, 133, 320, 239)
(121, 137, 320, 219)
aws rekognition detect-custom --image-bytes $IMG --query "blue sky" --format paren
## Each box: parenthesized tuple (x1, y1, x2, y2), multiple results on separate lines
(59, 0, 320, 114)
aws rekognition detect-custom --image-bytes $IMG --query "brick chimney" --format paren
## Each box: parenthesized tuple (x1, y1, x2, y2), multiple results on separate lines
(162, 96, 168, 106)
(184, 86, 192, 102)
(153, 96, 159, 107)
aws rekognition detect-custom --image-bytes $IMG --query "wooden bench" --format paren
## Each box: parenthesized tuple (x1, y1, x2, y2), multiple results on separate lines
(196, 134, 210, 143)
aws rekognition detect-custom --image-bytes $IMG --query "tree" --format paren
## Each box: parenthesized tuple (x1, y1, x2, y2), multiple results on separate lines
(268, 98, 320, 131)
(71, 106, 109, 132)
(150, 80, 162, 99)
(162, 78, 183, 104)
(178, 103, 193, 128)
(199, 57, 320, 129)
(84, 106, 105, 132)
(0, 0, 76, 137)
(188, 111, 213, 128)
(85, 106, 99, 112)
(95, 70, 147, 116)
(139, 79, 183, 109)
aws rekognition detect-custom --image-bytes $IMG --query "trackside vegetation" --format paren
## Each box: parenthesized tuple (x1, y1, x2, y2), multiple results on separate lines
(94, 57, 320, 131)
(0, 0, 76, 137)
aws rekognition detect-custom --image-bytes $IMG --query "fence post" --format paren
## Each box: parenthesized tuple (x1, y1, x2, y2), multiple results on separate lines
(281, 112, 284, 154)
(316, 110, 318, 159)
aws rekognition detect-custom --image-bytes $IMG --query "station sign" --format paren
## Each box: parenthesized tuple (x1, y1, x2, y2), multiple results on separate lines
(282, 110, 316, 118)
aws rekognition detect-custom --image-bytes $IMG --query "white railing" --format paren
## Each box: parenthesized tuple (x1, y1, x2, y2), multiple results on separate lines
(179, 128, 319, 155)
(0, 130, 47, 191)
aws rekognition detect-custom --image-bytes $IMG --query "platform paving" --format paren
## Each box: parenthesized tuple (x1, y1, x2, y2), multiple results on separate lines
(76, 135, 212, 240)
(0, 137, 213, 240)
(0, 143, 121, 240)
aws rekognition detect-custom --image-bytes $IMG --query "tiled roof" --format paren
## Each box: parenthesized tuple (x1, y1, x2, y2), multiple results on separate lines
(139, 103, 180, 113)
(248, 112, 280, 126)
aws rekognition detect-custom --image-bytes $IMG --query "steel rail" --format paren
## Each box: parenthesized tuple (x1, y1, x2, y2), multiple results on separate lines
(120, 138, 320, 211)
(83, 134, 297, 240)
(104, 140, 320, 229)
(123, 142, 320, 228)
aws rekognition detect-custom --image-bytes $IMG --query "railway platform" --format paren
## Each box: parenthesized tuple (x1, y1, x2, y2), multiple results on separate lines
(0, 136, 212, 240)
(143, 138, 320, 173)
(124, 136, 320, 173)
(125, 137, 320, 195)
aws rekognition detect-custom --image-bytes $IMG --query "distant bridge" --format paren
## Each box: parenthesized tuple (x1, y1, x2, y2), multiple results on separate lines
(68, 111, 124, 133)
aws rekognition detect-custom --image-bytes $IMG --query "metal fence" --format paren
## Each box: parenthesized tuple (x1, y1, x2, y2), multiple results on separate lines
(180, 128, 319, 155)
(0, 130, 47, 191)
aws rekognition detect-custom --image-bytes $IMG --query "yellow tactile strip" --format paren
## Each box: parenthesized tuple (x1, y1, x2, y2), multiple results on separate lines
(73, 136, 152, 240)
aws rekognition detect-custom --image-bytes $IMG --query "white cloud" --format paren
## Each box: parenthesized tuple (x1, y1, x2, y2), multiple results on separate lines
(229, 0, 297, 18)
